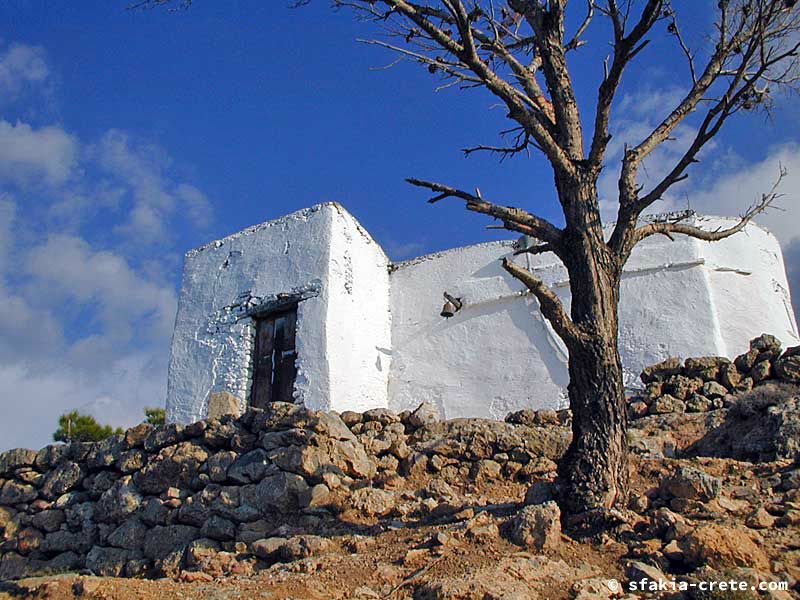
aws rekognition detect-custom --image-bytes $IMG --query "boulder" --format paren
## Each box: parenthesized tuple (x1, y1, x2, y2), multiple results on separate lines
(240, 471, 309, 514)
(775, 351, 800, 383)
(143, 524, 200, 560)
(200, 515, 236, 541)
(30, 509, 65, 533)
(0, 448, 37, 476)
(735, 348, 760, 373)
(640, 357, 683, 384)
(680, 524, 769, 570)
(143, 423, 186, 453)
(0, 480, 38, 505)
(350, 487, 396, 517)
(86, 545, 138, 577)
(207, 390, 241, 419)
(95, 477, 143, 523)
(649, 395, 686, 415)
(660, 466, 721, 501)
(227, 449, 275, 484)
(406, 402, 440, 428)
(34, 445, 70, 471)
(40, 461, 84, 500)
(700, 381, 728, 399)
(207, 450, 237, 483)
(118, 449, 146, 474)
(107, 518, 148, 550)
(750, 333, 782, 354)
(719, 363, 742, 389)
(362, 408, 401, 426)
(134, 441, 208, 494)
(751, 360, 772, 383)
(684, 356, 730, 381)
(507, 502, 561, 552)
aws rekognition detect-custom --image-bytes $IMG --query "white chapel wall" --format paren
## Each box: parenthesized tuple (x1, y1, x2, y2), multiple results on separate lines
(166, 204, 339, 423)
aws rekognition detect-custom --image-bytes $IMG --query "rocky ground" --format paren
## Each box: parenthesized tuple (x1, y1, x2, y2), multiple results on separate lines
(1, 335, 799, 599)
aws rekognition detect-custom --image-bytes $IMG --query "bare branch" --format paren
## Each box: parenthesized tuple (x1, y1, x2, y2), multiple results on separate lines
(501, 256, 586, 343)
(406, 177, 563, 244)
(565, 0, 595, 52)
(629, 166, 786, 247)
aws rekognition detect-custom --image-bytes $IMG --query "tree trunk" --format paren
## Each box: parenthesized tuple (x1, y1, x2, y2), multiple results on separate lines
(555, 183, 630, 522)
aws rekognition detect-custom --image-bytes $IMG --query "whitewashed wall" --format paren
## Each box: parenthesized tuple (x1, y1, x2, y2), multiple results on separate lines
(325, 205, 392, 413)
(388, 216, 799, 418)
(167, 204, 798, 423)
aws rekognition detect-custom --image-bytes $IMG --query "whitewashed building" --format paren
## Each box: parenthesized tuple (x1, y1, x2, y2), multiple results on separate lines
(166, 202, 799, 423)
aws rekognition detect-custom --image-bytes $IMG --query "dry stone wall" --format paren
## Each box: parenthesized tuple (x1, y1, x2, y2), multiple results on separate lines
(628, 333, 800, 419)
(0, 400, 569, 581)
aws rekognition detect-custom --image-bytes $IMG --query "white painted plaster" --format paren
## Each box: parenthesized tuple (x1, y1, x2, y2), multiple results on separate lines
(167, 205, 798, 423)
(325, 204, 392, 413)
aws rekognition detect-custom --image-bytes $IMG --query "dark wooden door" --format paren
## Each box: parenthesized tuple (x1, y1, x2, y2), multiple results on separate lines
(251, 307, 298, 408)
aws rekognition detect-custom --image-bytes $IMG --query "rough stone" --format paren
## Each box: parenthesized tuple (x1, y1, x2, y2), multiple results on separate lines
(661, 466, 721, 501)
(640, 357, 683, 384)
(680, 524, 769, 570)
(107, 518, 148, 550)
(30, 509, 65, 533)
(240, 471, 310, 514)
(86, 545, 138, 577)
(650, 395, 686, 415)
(0, 449, 37, 477)
(207, 390, 241, 419)
(118, 449, 146, 474)
(750, 333, 782, 354)
(200, 515, 236, 541)
(0, 480, 38, 505)
(227, 449, 275, 484)
(507, 502, 561, 552)
(143, 423, 186, 453)
(350, 487, 396, 517)
(775, 353, 800, 383)
(406, 402, 440, 428)
(745, 507, 776, 529)
(735, 348, 760, 373)
(143, 524, 200, 560)
(134, 441, 208, 494)
(40, 461, 84, 500)
(207, 450, 237, 483)
(751, 360, 772, 383)
(700, 381, 728, 399)
(95, 477, 143, 523)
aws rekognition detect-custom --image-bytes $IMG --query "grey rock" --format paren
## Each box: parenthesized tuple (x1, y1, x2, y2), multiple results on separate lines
(685, 394, 713, 413)
(42, 529, 96, 554)
(87, 470, 119, 496)
(143, 524, 200, 560)
(750, 333, 782, 354)
(86, 545, 138, 577)
(362, 408, 401, 426)
(95, 477, 143, 523)
(350, 487, 396, 517)
(107, 518, 148, 550)
(202, 418, 239, 449)
(735, 348, 760, 373)
(124, 423, 154, 448)
(200, 515, 236, 541)
(240, 471, 309, 514)
(0, 480, 38, 505)
(30, 509, 65, 533)
(0, 448, 37, 477)
(259, 429, 310, 451)
(640, 357, 683, 384)
(228, 449, 276, 484)
(684, 356, 730, 381)
(507, 502, 561, 551)
(719, 363, 742, 389)
(85, 435, 125, 470)
(406, 402, 440, 428)
(701, 381, 728, 399)
(207, 450, 237, 482)
(308, 411, 357, 441)
(139, 497, 169, 527)
(143, 423, 186, 453)
(34, 445, 70, 471)
(661, 466, 721, 501)
(775, 353, 800, 383)
(40, 461, 84, 500)
(134, 441, 208, 494)
(751, 360, 772, 383)
(65, 501, 95, 529)
(649, 395, 686, 415)
(118, 449, 146, 474)
(340, 411, 362, 427)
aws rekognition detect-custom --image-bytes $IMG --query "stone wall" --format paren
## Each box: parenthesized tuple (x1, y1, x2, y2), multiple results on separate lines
(628, 333, 800, 419)
(0, 401, 568, 581)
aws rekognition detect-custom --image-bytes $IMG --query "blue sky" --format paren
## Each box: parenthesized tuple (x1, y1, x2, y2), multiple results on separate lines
(0, 0, 798, 450)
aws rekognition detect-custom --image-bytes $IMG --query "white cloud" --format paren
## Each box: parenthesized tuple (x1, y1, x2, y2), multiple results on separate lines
(24, 234, 177, 343)
(0, 43, 49, 101)
(0, 120, 78, 186)
(93, 130, 212, 242)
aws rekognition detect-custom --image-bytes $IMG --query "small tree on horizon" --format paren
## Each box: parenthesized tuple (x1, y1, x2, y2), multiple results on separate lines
(53, 411, 124, 444)
(140, 0, 799, 528)
(144, 407, 166, 426)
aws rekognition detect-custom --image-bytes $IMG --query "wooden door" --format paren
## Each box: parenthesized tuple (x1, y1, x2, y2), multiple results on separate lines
(251, 306, 298, 408)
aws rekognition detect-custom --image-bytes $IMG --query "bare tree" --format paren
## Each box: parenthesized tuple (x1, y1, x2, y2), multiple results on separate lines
(144, 0, 800, 526)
